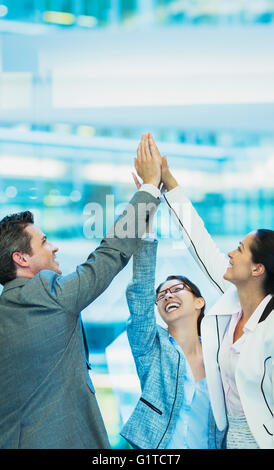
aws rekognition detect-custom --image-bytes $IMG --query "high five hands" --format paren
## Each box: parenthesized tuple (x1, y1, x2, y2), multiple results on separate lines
(133, 133, 178, 192)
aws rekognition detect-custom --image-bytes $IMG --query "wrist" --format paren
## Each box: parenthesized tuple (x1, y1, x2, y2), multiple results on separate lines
(142, 179, 160, 187)
(164, 177, 178, 191)
(166, 182, 178, 191)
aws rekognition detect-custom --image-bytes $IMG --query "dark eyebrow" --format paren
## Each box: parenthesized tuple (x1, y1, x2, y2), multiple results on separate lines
(239, 241, 245, 250)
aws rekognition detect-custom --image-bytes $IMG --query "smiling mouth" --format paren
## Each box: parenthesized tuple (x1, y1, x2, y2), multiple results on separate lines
(165, 303, 180, 313)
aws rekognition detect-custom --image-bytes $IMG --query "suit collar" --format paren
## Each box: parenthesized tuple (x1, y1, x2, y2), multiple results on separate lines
(206, 285, 240, 317)
(2, 277, 31, 293)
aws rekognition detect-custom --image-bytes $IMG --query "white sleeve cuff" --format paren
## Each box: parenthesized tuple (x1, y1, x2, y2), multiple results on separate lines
(164, 185, 189, 204)
(139, 184, 161, 200)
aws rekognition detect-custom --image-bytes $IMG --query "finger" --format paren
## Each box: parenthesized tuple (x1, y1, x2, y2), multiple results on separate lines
(132, 172, 141, 189)
(134, 157, 141, 176)
(162, 155, 168, 168)
(148, 133, 161, 162)
(140, 134, 148, 162)
(137, 135, 144, 163)
(137, 143, 142, 163)
(143, 133, 152, 161)
(148, 132, 156, 148)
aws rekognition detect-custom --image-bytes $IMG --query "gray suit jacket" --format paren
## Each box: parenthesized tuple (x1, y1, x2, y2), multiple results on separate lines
(0, 190, 159, 449)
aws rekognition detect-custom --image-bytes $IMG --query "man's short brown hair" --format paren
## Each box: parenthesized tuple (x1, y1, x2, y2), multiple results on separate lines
(0, 211, 34, 285)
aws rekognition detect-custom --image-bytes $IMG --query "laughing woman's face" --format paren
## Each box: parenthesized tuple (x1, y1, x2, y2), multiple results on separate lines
(155, 279, 204, 327)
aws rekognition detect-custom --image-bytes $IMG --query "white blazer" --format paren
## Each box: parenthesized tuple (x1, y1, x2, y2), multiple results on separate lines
(164, 186, 274, 449)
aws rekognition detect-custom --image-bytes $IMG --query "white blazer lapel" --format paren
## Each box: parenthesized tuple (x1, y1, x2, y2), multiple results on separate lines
(201, 286, 240, 431)
(207, 285, 240, 317)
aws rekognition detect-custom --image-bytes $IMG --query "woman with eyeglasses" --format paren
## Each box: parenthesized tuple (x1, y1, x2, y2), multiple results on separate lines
(120, 134, 224, 449)
(139, 134, 274, 450)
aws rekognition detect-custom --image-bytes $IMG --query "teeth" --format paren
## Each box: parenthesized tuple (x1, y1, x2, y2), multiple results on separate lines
(165, 303, 180, 313)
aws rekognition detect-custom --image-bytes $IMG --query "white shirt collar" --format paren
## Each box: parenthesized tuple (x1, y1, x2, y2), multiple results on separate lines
(243, 294, 273, 333)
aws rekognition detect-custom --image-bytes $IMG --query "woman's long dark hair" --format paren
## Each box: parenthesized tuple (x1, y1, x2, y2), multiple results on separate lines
(156, 275, 205, 335)
(250, 229, 274, 296)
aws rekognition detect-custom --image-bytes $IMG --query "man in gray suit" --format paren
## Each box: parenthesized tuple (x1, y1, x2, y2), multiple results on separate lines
(0, 135, 162, 449)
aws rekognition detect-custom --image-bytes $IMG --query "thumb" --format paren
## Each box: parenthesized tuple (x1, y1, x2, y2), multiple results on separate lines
(132, 172, 141, 189)
(162, 155, 168, 168)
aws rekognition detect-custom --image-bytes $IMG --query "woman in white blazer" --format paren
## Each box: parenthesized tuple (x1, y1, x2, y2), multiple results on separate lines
(146, 134, 274, 449)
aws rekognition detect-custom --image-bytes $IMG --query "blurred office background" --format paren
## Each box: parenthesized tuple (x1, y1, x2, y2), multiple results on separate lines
(0, 0, 273, 448)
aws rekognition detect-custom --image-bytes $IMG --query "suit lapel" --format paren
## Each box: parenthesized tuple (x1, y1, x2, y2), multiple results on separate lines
(258, 296, 274, 323)
(206, 286, 240, 317)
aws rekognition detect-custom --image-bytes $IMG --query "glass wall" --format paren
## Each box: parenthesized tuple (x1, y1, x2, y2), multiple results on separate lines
(1, 0, 274, 26)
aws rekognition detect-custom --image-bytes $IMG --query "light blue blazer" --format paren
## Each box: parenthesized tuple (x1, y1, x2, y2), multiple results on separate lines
(120, 240, 225, 449)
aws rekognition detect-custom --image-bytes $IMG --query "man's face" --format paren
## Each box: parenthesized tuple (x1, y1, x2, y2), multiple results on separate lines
(24, 224, 61, 276)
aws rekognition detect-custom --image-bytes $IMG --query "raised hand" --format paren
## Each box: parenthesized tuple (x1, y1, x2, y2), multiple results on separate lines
(132, 171, 166, 194)
(161, 155, 178, 191)
(134, 133, 161, 187)
(148, 133, 178, 191)
(131, 172, 142, 190)
(147, 132, 162, 164)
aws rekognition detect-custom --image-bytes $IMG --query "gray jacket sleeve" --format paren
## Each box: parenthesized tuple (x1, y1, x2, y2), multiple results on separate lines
(126, 238, 158, 357)
(24, 190, 160, 315)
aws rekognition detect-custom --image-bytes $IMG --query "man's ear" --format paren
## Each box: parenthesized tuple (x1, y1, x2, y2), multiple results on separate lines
(12, 252, 30, 268)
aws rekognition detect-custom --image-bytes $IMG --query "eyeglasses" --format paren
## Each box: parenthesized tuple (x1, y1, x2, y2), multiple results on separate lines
(155, 282, 192, 303)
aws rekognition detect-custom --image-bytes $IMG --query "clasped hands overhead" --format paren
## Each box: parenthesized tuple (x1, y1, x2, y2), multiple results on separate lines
(133, 133, 178, 193)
